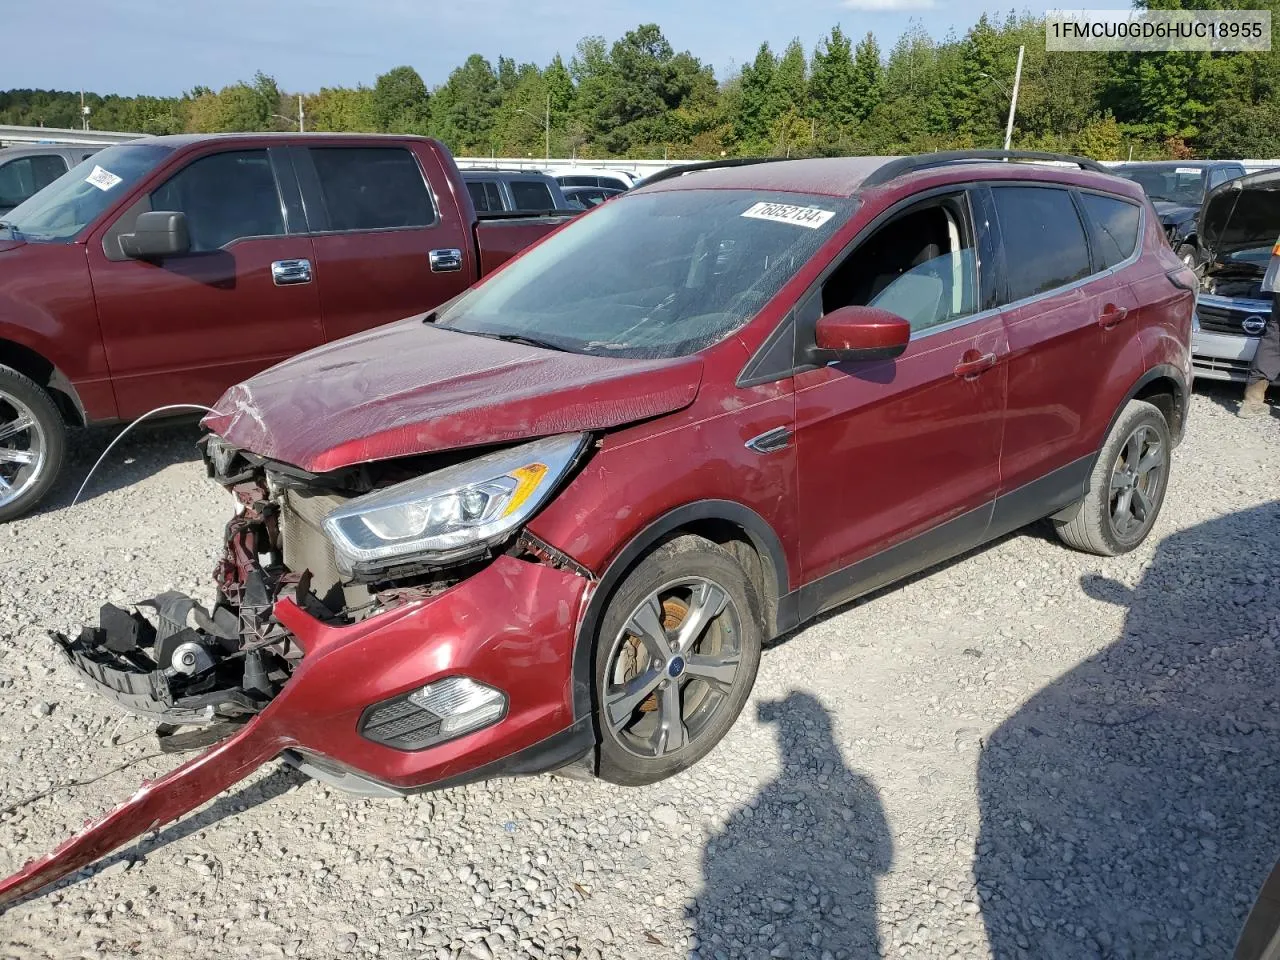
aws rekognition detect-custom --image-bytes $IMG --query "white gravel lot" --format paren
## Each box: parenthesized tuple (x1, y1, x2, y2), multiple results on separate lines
(0, 388, 1277, 960)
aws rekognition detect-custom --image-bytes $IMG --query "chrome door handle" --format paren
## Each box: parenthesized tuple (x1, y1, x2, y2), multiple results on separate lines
(430, 248, 463, 273)
(271, 258, 312, 286)
(745, 426, 792, 454)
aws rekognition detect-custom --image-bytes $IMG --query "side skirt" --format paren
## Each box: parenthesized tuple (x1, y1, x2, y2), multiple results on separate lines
(784, 454, 1094, 628)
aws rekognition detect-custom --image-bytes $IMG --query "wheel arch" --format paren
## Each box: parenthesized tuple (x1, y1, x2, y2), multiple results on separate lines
(568, 499, 791, 723)
(0, 338, 86, 427)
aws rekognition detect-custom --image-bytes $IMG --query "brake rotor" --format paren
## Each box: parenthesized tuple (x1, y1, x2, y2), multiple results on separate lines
(624, 597, 688, 713)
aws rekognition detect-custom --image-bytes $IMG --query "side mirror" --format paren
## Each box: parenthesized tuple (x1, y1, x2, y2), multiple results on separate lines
(120, 211, 190, 259)
(812, 305, 911, 362)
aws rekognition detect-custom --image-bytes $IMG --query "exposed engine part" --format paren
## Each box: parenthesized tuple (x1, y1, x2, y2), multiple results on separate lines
(168, 640, 215, 677)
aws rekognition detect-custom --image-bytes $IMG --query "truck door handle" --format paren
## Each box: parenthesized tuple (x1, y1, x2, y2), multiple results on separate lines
(271, 259, 312, 286)
(430, 248, 463, 273)
(953, 351, 998, 379)
(1097, 303, 1129, 329)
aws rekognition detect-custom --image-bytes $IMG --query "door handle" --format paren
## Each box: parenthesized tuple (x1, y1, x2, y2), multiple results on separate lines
(271, 258, 312, 286)
(1097, 303, 1129, 329)
(430, 248, 463, 273)
(745, 426, 792, 454)
(953, 351, 998, 379)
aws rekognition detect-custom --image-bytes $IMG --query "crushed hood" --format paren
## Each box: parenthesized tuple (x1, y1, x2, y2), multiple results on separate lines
(1200, 169, 1280, 262)
(203, 315, 704, 473)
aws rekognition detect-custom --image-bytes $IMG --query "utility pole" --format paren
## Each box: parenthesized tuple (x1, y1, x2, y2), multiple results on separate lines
(80, 89, 90, 131)
(298, 93, 305, 133)
(1003, 45, 1024, 152)
(544, 92, 550, 163)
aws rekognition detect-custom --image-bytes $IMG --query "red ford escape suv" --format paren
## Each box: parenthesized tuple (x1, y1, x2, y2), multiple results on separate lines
(2, 151, 1195, 906)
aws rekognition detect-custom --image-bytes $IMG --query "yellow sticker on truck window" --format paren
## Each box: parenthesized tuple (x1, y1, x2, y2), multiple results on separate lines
(741, 201, 835, 229)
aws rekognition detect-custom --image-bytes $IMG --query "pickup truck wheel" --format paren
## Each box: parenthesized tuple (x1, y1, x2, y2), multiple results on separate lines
(0, 365, 66, 523)
(594, 535, 762, 786)
(1053, 399, 1171, 556)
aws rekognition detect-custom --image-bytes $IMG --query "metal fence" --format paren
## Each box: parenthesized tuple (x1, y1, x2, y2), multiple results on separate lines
(0, 124, 144, 147)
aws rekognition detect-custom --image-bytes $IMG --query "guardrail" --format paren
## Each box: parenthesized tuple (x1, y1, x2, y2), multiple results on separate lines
(0, 124, 145, 146)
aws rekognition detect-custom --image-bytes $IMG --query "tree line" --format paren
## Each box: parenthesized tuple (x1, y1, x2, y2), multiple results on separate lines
(3, 10, 1278, 161)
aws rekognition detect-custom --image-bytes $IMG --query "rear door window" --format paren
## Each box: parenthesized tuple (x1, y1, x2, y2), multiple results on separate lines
(1079, 193, 1141, 269)
(0, 154, 68, 207)
(559, 175, 596, 187)
(309, 147, 436, 231)
(509, 179, 555, 211)
(150, 150, 285, 252)
(467, 180, 499, 212)
(992, 186, 1091, 303)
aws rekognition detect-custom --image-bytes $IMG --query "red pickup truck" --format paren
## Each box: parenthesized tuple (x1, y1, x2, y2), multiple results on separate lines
(0, 133, 574, 520)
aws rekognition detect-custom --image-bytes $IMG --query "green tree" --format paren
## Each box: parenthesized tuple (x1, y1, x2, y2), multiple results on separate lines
(306, 86, 377, 132)
(734, 43, 780, 150)
(371, 66, 431, 134)
(430, 54, 500, 152)
(849, 32, 883, 125)
(809, 27, 857, 139)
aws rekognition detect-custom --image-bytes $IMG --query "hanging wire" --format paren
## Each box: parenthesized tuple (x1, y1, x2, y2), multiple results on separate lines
(72, 404, 219, 507)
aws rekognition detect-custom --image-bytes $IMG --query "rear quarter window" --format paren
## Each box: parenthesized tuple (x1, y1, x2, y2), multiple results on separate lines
(509, 179, 555, 211)
(1080, 193, 1141, 269)
(310, 147, 436, 231)
(992, 186, 1092, 303)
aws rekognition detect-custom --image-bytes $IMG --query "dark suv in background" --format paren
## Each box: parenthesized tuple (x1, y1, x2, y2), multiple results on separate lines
(462, 169, 571, 213)
(1112, 160, 1247, 266)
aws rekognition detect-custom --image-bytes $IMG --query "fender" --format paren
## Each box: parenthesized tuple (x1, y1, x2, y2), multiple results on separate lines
(0, 333, 90, 425)
(567, 498, 792, 722)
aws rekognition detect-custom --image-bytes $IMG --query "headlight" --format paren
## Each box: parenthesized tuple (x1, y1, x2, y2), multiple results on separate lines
(323, 433, 587, 575)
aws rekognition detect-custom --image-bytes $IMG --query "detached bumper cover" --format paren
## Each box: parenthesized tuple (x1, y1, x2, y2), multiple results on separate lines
(0, 556, 589, 909)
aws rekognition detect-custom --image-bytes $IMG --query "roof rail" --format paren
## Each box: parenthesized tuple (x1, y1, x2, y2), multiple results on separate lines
(860, 150, 1109, 189)
(633, 156, 789, 190)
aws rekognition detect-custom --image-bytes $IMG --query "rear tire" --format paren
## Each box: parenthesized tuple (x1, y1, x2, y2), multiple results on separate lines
(1053, 399, 1171, 556)
(594, 535, 762, 786)
(0, 365, 65, 523)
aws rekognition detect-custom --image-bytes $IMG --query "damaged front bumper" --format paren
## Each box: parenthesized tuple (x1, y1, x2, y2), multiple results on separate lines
(1, 553, 592, 909)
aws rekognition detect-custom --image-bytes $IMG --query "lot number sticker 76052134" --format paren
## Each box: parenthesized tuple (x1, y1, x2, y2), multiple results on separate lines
(741, 201, 835, 229)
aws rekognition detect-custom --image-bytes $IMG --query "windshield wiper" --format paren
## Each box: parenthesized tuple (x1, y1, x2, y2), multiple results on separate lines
(0, 221, 22, 239)
(438, 326, 568, 353)
(485, 332, 568, 352)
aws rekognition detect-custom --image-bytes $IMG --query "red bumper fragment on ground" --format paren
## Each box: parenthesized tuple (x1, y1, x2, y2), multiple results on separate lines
(0, 556, 587, 910)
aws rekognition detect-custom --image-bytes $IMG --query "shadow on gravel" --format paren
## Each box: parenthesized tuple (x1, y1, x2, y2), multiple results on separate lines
(976, 500, 1280, 958)
(690, 692, 891, 959)
(5, 763, 305, 910)
(30, 419, 204, 517)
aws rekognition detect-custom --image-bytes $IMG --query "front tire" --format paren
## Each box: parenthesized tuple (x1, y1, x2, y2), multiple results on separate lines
(594, 535, 762, 786)
(1053, 399, 1171, 556)
(0, 365, 66, 523)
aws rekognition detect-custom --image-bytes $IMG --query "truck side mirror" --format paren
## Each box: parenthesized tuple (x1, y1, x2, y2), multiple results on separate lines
(120, 211, 190, 259)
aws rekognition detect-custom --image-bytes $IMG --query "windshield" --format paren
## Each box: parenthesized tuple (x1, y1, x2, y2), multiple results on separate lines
(1112, 165, 1205, 206)
(0, 142, 174, 243)
(437, 189, 854, 358)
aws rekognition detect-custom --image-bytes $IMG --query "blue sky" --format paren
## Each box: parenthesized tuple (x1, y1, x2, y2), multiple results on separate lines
(4, 0, 1133, 96)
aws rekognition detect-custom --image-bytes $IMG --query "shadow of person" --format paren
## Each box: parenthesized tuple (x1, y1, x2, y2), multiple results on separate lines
(976, 501, 1280, 958)
(690, 691, 892, 959)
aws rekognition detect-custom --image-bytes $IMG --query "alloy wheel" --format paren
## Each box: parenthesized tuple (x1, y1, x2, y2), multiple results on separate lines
(1109, 424, 1164, 539)
(0, 389, 46, 511)
(603, 576, 743, 759)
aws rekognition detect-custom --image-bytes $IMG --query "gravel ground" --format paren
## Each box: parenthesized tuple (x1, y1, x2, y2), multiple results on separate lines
(0, 388, 1277, 960)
